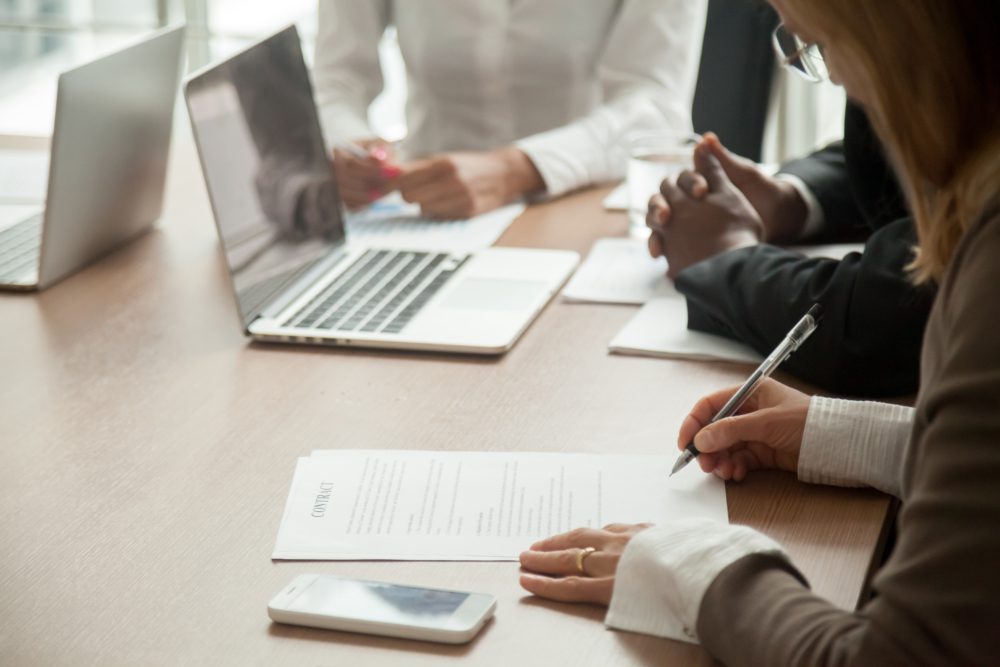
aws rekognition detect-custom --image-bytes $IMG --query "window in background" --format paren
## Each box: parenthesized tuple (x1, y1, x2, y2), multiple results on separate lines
(0, 2, 840, 163)
(763, 67, 847, 164)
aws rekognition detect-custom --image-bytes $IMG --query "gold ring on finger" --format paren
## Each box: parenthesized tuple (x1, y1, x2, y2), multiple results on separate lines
(575, 546, 597, 574)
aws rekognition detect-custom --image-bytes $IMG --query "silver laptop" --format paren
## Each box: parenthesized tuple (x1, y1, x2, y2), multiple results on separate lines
(184, 26, 577, 355)
(0, 25, 185, 291)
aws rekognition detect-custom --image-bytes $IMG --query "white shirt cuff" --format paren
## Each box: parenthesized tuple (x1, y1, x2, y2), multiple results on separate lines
(798, 396, 914, 498)
(775, 173, 824, 240)
(605, 519, 788, 644)
(514, 132, 619, 198)
(318, 103, 375, 153)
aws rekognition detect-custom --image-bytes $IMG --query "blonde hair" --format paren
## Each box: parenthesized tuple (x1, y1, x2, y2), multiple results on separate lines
(789, 1, 1000, 283)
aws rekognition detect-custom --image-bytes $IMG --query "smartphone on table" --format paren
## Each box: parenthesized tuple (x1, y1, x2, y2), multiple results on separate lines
(268, 574, 496, 645)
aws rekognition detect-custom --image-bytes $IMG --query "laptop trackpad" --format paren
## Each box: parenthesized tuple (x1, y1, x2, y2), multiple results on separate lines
(440, 278, 546, 311)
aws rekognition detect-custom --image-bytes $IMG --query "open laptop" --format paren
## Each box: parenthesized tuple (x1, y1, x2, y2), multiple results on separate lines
(0, 25, 185, 291)
(184, 26, 577, 355)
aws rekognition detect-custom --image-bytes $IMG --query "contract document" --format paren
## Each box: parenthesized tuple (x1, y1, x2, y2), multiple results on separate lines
(273, 450, 727, 561)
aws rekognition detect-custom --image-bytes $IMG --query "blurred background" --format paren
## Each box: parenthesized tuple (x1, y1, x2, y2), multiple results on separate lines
(0, 0, 844, 163)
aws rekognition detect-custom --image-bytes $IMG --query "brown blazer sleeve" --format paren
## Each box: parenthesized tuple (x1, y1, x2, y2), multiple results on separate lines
(695, 211, 1000, 666)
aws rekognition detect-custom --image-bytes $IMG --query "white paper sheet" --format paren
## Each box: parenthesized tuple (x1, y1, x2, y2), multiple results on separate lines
(273, 450, 727, 561)
(564, 237, 863, 306)
(0, 148, 48, 204)
(602, 182, 629, 211)
(562, 238, 677, 305)
(610, 297, 763, 364)
(345, 194, 525, 252)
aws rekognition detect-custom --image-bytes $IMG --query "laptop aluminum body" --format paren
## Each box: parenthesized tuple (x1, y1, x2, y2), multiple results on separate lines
(0, 25, 185, 291)
(184, 26, 577, 355)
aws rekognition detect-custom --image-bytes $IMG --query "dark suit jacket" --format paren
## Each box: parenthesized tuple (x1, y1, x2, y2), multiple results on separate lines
(674, 103, 935, 396)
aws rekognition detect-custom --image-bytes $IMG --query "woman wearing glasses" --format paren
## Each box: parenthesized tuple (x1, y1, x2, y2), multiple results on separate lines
(521, 1, 1000, 663)
(312, 0, 706, 218)
(644, 23, 929, 399)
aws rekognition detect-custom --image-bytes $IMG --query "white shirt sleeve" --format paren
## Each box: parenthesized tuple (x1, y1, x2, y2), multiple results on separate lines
(313, 0, 390, 148)
(605, 519, 789, 644)
(515, 0, 707, 197)
(775, 173, 825, 240)
(797, 396, 914, 498)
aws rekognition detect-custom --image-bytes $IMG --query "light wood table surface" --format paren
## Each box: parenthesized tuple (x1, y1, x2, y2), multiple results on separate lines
(0, 128, 892, 666)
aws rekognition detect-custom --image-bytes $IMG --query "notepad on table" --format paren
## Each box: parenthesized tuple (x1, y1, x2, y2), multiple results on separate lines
(562, 238, 678, 305)
(565, 237, 863, 306)
(610, 296, 763, 364)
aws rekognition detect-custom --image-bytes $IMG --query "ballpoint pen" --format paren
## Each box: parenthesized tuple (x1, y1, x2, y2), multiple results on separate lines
(334, 140, 372, 160)
(670, 303, 824, 476)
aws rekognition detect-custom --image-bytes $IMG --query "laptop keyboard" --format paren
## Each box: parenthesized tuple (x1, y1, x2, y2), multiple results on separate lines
(0, 213, 42, 283)
(283, 249, 467, 335)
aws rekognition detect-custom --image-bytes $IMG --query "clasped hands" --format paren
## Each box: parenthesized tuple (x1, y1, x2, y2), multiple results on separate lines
(333, 139, 543, 219)
(646, 132, 809, 279)
(520, 379, 810, 605)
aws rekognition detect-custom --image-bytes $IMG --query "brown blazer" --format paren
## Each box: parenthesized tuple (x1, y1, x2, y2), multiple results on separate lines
(696, 207, 1000, 666)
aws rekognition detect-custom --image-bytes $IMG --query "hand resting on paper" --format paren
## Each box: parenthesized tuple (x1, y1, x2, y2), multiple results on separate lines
(518, 523, 652, 605)
(679, 378, 810, 482)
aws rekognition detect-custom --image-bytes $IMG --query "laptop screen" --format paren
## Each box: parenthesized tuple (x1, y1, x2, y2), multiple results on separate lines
(185, 26, 345, 329)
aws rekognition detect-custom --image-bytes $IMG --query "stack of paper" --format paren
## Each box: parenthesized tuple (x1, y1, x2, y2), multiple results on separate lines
(272, 449, 727, 561)
(564, 237, 862, 307)
(562, 236, 862, 364)
(609, 297, 763, 364)
(562, 238, 679, 305)
(602, 183, 629, 211)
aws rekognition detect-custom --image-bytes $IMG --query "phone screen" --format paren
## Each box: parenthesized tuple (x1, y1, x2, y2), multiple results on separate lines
(287, 577, 471, 627)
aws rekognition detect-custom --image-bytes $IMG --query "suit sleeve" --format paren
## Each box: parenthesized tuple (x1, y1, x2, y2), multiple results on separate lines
(674, 217, 934, 396)
(780, 142, 867, 242)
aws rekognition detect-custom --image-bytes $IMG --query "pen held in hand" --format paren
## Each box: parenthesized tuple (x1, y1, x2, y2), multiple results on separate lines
(334, 140, 372, 161)
(669, 303, 824, 477)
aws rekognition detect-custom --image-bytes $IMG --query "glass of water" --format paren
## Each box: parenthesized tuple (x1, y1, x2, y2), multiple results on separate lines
(626, 132, 701, 237)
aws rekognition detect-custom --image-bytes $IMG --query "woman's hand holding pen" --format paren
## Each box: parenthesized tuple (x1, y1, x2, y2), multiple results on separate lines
(333, 142, 543, 218)
(332, 137, 402, 209)
(679, 379, 810, 482)
(520, 379, 810, 606)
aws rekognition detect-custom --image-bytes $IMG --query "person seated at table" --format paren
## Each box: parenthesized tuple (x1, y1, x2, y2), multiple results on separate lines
(520, 1, 1000, 664)
(646, 87, 932, 397)
(313, 0, 706, 219)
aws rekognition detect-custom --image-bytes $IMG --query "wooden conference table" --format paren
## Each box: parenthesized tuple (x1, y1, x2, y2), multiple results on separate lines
(0, 129, 893, 666)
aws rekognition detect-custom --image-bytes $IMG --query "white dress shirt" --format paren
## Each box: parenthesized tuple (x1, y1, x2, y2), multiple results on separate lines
(606, 396, 913, 643)
(313, 0, 707, 196)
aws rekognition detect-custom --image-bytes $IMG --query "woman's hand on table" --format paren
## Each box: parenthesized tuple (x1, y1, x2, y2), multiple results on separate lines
(518, 523, 652, 605)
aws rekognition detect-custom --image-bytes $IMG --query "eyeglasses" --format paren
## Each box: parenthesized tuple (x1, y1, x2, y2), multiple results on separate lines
(772, 23, 829, 83)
